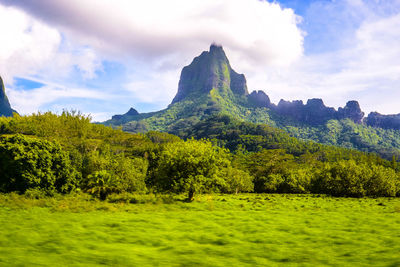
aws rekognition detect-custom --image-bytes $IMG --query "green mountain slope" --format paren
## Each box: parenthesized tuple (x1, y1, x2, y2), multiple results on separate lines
(104, 45, 400, 159)
(104, 44, 275, 132)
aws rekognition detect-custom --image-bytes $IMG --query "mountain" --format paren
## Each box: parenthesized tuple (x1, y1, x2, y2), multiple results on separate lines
(0, 76, 16, 117)
(273, 99, 364, 125)
(104, 44, 400, 158)
(172, 44, 248, 103)
(365, 112, 400, 130)
(112, 108, 139, 120)
(105, 44, 256, 132)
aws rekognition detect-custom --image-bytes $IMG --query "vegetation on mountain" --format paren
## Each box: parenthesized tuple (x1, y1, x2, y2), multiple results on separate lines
(0, 112, 399, 199)
(0, 47, 399, 200)
(103, 45, 400, 160)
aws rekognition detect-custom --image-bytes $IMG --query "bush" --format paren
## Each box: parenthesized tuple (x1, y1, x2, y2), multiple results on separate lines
(86, 170, 119, 200)
(0, 134, 78, 194)
(83, 150, 148, 199)
(314, 160, 399, 197)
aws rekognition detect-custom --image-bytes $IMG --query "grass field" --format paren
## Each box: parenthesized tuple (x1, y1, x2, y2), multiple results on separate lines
(0, 193, 399, 266)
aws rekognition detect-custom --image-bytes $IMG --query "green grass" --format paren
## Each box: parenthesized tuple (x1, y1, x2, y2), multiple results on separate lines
(0, 194, 399, 266)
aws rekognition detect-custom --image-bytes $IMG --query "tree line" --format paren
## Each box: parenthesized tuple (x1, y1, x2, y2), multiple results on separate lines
(0, 112, 399, 201)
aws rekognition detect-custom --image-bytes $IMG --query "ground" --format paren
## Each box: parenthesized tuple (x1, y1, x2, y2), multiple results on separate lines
(0, 194, 399, 266)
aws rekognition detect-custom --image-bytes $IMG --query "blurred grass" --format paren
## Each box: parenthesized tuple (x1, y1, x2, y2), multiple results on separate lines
(0, 193, 399, 266)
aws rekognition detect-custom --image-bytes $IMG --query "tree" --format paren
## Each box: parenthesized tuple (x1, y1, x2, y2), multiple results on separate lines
(154, 139, 231, 201)
(222, 167, 253, 194)
(247, 149, 295, 192)
(86, 170, 118, 200)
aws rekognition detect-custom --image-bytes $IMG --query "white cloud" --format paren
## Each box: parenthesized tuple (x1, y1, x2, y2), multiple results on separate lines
(0, 0, 304, 67)
(0, 0, 305, 118)
(0, 5, 60, 82)
(0, 0, 303, 119)
(3, 0, 400, 119)
(0, 5, 102, 83)
(8, 84, 111, 115)
(249, 6, 400, 115)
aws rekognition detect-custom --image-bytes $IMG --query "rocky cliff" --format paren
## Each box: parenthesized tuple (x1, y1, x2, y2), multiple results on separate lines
(0, 76, 15, 117)
(171, 44, 248, 104)
(247, 90, 271, 108)
(337, 101, 364, 124)
(273, 98, 363, 125)
(365, 112, 400, 130)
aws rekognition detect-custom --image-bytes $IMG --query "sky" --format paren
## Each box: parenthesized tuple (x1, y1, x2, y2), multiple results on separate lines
(0, 0, 399, 121)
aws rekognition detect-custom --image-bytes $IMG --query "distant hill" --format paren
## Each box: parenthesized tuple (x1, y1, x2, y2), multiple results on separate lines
(104, 44, 400, 159)
(0, 76, 16, 117)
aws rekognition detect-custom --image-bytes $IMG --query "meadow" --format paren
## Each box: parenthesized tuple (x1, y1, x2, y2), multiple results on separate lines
(1, 193, 399, 266)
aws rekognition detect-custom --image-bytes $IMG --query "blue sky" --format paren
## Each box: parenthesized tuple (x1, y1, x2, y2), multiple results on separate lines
(0, 0, 399, 121)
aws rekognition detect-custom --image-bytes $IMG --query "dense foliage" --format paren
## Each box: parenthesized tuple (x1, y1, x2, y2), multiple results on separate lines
(153, 139, 253, 200)
(0, 112, 399, 199)
(106, 95, 400, 160)
(0, 134, 78, 194)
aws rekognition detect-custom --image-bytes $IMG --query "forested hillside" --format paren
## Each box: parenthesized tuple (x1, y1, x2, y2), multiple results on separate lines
(1, 112, 399, 200)
(103, 45, 400, 160)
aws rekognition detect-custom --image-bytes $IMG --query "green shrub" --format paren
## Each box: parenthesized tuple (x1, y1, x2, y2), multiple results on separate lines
(86, 170, 119, 200)
(83, 151, 148, 200)
(0, 134, 78, 194)
(315, 160, 399, 197)
(24, 188, 50, 199)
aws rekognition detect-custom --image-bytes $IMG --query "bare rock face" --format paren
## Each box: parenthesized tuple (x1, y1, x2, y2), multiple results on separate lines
(0, 76, 15, 117)
(171, 44, 248, 104)
(276, 98, 337, 125)
(248, 90, 271, 108)
(365, 112, 400, 130)
(275, 99, 305, 121)
(274, 98, 364, 125)
(303, 98, 336, 125)
(338, 101, 364, 124)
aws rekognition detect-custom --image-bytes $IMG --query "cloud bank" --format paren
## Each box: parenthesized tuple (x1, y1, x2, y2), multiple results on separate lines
(1, 0, 400, 120)
(0, 0, 304, 67)
(0, 0, 305, 120)
(257, 1, 400, 115)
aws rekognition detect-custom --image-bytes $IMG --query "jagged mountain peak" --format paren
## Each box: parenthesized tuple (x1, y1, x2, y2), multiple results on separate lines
(209, 43, 224, 54)
(171, 44, 248, 104)
(338, 100, 364, 124)
(111, 107, 139, 120)
(248, 90, 271, 108)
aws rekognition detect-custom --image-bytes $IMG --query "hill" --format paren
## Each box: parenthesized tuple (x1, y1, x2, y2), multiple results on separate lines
(104, 44, 400, 159)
